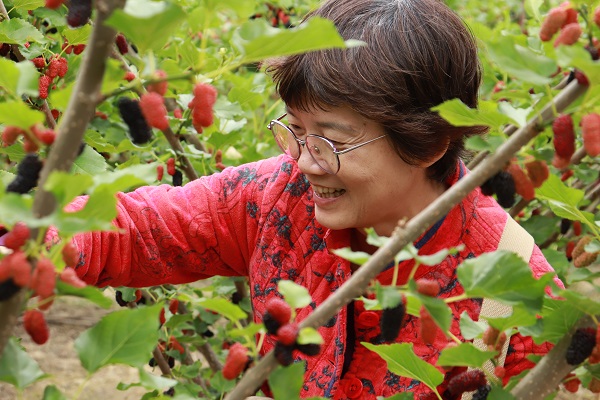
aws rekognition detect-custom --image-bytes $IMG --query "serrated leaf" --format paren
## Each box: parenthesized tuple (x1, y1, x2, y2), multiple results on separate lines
(235, 18, 349, 63)
(362, 343, 443, 392)
(0, 337, 46, 388)
(278, 280, 312, 309)
(91, 163, 158, 192)
(196, 298, 247, 322)
(269, 362, 305, 400)
(536, 298, 583, 344)
(0, 101, 44, 128)
(298, 327, 323, 345)
(71, 146, 109, 175)
(62, 25, 91, 46)
(486, 36, 556, 85)
(53, 185, 118, 234)
(55, 281, 113, 309)
(437, 342, 497, 368)
(431, 99, 510, 130)
(0, 19, 45, 45)
(105, 0, 186, 53)
(457, 251, 552, 314)
(75, 304, 161, 373)
(486, 305, 537, 332)
(536, 174, 595, 224)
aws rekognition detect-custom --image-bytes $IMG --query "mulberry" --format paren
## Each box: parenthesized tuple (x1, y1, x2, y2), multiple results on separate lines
(146, 70, 168, 96)
(117, 97, 153, 145)
(446, 369, 486, 397)
(277, 323, 299, 346)
(115, 34, 128, 55)
(566, 327, 596, 365)
(265, 297, 292, 326)
(222, 342, 250, 380)
(172, 170, 182, 186)
(139, 93, 169, 130)
(492, 171, 516, 208)
(66, 0, 92, 28)
(380, 296, 406, 342)
(23, 309, 50, 345)
(554, 22, 582, 47)
(507, 163, 535, 201)
(552, 114, 575, 161)
(581, 113, 600, 157)
(539, 8, 567, 41)
(6, 154, 43, 194)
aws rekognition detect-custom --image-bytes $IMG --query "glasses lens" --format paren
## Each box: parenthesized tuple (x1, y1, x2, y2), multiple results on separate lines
(271, 123, 300, 159)
(306, 136, 339, 174)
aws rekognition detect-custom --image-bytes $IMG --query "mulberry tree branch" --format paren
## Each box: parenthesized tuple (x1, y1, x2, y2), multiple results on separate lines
(224, 80, 589, 400)
(0, 0, 126, 355)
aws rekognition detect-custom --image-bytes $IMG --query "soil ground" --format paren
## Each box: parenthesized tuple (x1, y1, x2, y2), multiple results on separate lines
(0, 293, 150, 400)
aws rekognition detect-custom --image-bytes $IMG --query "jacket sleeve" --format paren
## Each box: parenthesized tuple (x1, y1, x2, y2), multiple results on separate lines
(57, 157, 283, 288)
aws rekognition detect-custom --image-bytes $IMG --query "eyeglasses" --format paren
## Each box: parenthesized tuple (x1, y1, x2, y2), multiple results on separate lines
(267, 114, 387, 174)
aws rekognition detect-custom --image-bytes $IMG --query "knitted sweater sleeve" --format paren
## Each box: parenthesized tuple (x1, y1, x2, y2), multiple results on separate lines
(60, 158, 283, 288)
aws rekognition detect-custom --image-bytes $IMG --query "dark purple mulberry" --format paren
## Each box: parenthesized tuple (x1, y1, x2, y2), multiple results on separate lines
(117, 97, 153, 145)
(566, 327, 596, 365)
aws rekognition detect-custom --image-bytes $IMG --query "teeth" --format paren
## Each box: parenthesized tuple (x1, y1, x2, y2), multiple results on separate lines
(312, 185, 346, 198)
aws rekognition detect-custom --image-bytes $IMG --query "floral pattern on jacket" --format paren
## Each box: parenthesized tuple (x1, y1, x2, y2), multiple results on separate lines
(64, 154, 558, 399)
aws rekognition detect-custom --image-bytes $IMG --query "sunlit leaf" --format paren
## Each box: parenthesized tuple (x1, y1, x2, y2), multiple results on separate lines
(437, 343, 497, 368)
(279, 280, 312, 309)
(196, 298, 247, 322)
(431, 99, 510, 130)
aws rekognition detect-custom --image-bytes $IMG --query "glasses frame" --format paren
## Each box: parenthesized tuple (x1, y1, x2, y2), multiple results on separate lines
(267, 113, 387, 175)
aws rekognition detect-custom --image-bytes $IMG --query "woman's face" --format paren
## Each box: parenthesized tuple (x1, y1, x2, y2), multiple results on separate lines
(285, 105, 446, 237)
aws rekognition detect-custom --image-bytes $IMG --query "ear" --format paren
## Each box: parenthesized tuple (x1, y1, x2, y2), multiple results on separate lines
(418, 138, 450, 168)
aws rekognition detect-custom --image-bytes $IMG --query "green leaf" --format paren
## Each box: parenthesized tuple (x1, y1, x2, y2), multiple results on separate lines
(497, 102, 532, 128)
(486, 305, 537, 332)
(196, 298, 247, 322)
(116, 368, 177, 391)
(42, 385, 67, 400)
(236, 18, 350, 63)
(0, 101, 44, 129)
(414, 246, 460, 266)
(71, 146, 109, 176)
(457, 251, 553, 314)
(62, 25, 91, 46)
(419, 295, 452, 333)
(331, 247, 370, 265)
(55, 281, 113, 309)
(0, 337, 46, 388)
(0, 19, 45, 45)
(278, 280, 312, 309)
(558, 289, 600, 316)
(104, 0, 187, 53)
(556, 45, 600, 89)
(75, 304, 161, 373)
(12, 0, 45, 12)
(486, 36, 556, 85)
(431, 99, 510, 130)
(269, 362, 305, 400)
(0, 58, 38, 97)
(91, 163, 158, 192)
(375, 284, 403, 309)
(459, 311, 486, 340)
(464, 134, 505, 153)
(536, 174, 595, 224)
(437, 342, 497, 368)
(536, 298, 584, 344)
(52, 185, 118, 235)
(44, 172, 94, 208)
(377, 394, 413, 400)
(297, 327, 323, 345)
(362, 343, 443, 392)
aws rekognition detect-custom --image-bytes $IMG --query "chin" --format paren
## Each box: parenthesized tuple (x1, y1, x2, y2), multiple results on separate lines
(315, 212, 352, 231)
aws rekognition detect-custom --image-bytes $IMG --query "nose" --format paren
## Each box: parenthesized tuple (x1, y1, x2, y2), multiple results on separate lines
(296, 142, 325, 175)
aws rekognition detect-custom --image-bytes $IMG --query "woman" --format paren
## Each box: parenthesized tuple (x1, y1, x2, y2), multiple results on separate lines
(60, 0, 557, 398)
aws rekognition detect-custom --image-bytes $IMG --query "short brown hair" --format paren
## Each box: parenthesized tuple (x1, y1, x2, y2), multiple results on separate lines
(267, 0, 487, 182)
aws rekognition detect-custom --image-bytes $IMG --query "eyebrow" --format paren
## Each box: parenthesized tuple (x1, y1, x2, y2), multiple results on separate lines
(286, 109, 360, 135)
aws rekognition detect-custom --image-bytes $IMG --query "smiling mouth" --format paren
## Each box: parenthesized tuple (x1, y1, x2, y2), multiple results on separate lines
(312, 185, 346, 199)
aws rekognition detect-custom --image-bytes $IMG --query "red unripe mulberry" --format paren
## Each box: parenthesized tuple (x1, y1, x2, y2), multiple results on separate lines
(45, 0, 64, 9)
(156, 165, 164, 181)
(581, 113, 600, 157)
(23, 309, 50, 345)
(222, 342, 250, 380)
(62, 242, 79, 267)
(552, 114, 575, 161)
(265, 297, 292, 326)
(115, 34, 128, 55)
(277, 323, 299, 346)
(139, 93, 169, 130)
(594, 7, 600, 29)
(8, 251, 32, 287)
(419, 306, 438, 345)
(415, 279, 440, 297)
(554, 23, 582, 47)
(524, 160, 549, 188)
(540, 8, 567, 41)
(30, 257, 56, 298)
(189, 83, 218, 133)
(146, 70, 168, 96)
(166, 157, 176, 176)
(507, 163, 535, 201)
(39, 74, 52, 99)
(4, 222, 30, 250)
(2, 126, 24, 146)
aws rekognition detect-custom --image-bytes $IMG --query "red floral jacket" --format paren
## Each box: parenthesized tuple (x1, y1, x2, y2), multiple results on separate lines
(63, 155, 558, 399)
